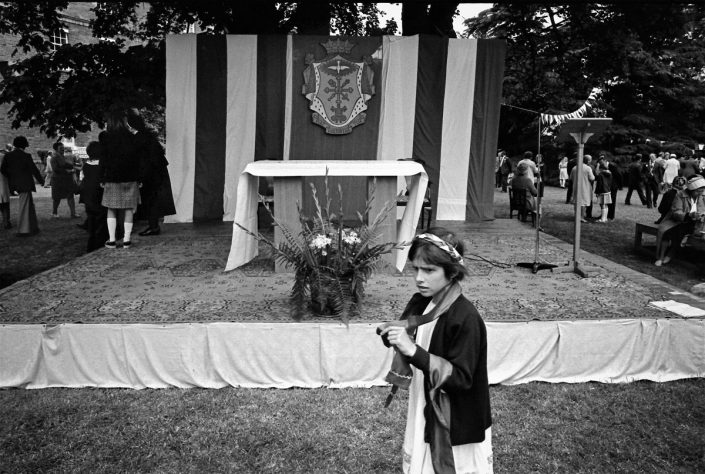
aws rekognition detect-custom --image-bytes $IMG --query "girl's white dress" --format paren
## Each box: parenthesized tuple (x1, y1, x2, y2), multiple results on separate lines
(559, 161, 569, 181)
(402, 301, 493, 474)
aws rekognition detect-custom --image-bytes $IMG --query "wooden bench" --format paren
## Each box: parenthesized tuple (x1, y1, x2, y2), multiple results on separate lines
(634, 222, 661, 257)
(685, 233, 705, 251)
(635, 221, 705, 258)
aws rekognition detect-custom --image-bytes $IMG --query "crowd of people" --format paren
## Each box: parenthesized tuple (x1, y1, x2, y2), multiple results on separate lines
(496, 148, 705, 268)
(0, 108, 175, 251)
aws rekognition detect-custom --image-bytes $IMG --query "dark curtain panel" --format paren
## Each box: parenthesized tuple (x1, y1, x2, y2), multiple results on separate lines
(467, 39, 506, 221)
(194, 35, 227, 221)
(412, 35, 449, 220)
(255, 35, 287, 161)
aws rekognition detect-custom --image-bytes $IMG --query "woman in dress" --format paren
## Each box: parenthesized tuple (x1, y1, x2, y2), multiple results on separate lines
(378, 229, 492, 473)
(594, 161, 613, 223)
(99, 109, 141, 248)
(49, 141, 80, 218)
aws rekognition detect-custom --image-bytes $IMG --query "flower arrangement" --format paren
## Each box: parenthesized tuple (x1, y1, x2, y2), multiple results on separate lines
(236, 174, 405, 323)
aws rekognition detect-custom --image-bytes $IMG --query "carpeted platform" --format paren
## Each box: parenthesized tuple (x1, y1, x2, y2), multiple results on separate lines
(1, 219, 703, 324)
(3, 218, 705, 389)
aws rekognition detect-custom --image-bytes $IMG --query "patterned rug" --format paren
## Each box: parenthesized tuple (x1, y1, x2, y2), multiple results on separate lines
(0, 220, 679, 324)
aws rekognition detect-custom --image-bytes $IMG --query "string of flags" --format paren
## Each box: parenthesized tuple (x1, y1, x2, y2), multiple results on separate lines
(540, 87, 602, 127)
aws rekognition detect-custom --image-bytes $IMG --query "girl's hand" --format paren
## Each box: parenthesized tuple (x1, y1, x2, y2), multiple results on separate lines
(379, 326, 416, 357)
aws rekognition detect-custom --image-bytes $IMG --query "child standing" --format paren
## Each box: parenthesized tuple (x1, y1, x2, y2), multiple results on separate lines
(378, 229, 492, 473)
(595, 160, 613, 223)
(558, 155, 569, 188)
(80, 141, 109, 252)
(99, 109, 141, 248)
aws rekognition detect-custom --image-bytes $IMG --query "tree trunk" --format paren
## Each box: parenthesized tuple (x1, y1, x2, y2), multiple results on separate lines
(291, 0, 331, 35)
(229, 2, 281, 34)
(402, 1, 459, 37)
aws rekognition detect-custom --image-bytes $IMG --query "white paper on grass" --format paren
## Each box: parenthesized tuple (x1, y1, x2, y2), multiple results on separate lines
(649, 300, 705, 318)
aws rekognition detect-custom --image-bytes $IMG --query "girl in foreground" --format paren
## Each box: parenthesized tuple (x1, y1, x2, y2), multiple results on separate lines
(378, 229, 492, 473)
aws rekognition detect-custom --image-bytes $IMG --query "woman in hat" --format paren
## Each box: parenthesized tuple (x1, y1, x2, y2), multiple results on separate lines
(378, 228, 492, 473)
(655, 175, 705, 266)
(511, 161, 538, 213)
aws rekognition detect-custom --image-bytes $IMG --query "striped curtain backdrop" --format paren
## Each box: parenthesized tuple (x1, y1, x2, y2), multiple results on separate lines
(165, 34, 505, 223)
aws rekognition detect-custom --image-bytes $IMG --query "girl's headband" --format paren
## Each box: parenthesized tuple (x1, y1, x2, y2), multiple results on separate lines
(415, 233, 464, 264)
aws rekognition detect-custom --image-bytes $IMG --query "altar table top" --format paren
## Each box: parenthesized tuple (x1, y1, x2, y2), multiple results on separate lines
(225, 160, 428, 272)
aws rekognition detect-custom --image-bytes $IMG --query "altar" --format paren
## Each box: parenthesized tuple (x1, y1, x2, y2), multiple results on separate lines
(225, 160, 428, 272)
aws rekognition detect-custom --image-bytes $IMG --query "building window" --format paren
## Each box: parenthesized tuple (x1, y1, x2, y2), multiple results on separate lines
(50, 27, 69, 51)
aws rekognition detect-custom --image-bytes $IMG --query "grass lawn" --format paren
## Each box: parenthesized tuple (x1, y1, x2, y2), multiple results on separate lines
(1, 185, 704, 472)
(0, 187, 86, 289)
(1, 381, 703, 472)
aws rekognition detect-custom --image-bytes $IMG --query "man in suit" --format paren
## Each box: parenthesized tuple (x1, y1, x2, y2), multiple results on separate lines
(625, 154, 647, 206)
(0, 136, 44, 235)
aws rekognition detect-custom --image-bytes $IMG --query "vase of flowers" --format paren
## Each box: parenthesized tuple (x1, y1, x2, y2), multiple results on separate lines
(236, 174, 405, 323)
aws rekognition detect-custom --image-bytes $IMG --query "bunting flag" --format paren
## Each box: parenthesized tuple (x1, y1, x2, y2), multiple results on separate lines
(540, 87, 602, 128)
(165, 34, 505, 223)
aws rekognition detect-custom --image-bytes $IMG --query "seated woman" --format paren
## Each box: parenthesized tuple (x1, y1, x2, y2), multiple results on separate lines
(510, 162, 538, 213)
(655, 175, 705, 266)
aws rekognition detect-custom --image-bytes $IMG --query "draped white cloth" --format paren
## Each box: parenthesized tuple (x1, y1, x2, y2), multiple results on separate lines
(2, 319, 703, 389)
(165, 35, 197, 223)
(224, 160, 428, 272)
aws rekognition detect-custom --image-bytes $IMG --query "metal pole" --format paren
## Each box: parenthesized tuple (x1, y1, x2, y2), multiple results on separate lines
(573, 137, 583, 267)
(534, 119, 541, 260)
(570, 131, 594, 277)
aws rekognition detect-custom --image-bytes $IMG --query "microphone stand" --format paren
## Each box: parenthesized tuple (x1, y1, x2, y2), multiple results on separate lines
(502, 103, 558, 273)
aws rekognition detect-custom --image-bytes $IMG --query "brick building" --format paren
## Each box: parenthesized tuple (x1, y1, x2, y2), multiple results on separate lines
(0, 3, 105, 159)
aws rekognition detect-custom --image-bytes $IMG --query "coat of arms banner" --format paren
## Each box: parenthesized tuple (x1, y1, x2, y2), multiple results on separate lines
(301, 38, 376, 135)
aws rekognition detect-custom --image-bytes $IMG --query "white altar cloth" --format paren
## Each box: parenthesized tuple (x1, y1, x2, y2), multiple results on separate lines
(225, 160, 428, 272)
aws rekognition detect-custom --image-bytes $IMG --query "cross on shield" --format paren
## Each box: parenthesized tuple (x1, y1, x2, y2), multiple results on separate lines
(302, 42, 375, 135)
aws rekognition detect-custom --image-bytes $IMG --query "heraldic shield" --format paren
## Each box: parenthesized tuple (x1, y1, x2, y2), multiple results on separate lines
(302, 39, 375, 135)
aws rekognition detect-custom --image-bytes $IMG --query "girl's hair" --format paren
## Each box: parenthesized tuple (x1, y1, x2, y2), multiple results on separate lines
(126, 108, 146, 132)
(105, 109, 129, 132)
(85, 141, 102, 160)
(408, 227, 469, 282)
(12, 136, 28, 149)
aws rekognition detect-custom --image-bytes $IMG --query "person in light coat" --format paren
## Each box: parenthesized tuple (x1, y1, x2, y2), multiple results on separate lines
(663, 153, 680, 186)
(570, 154, 595, 223)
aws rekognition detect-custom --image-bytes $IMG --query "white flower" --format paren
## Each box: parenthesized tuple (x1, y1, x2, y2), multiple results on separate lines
(309, 234, 332, 250)
(342, 230, 361, 246)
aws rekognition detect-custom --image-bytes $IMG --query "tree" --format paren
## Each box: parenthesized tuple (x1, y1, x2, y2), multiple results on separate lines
(0, 1, 407, 138)
(464, 3, 705, 159)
